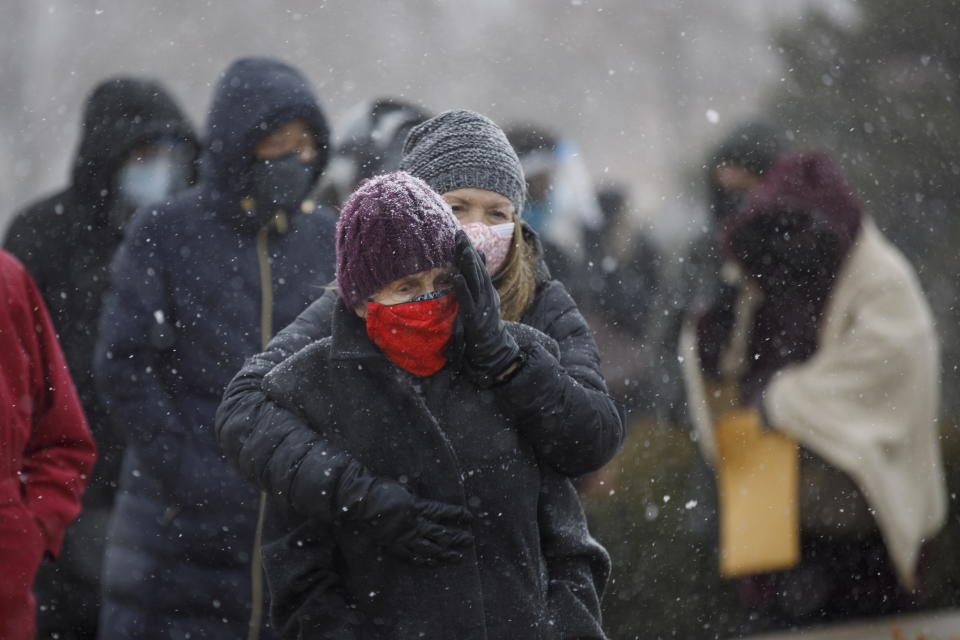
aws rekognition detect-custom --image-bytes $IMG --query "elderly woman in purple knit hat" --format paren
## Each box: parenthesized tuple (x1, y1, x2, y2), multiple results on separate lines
(242, 171, 606, 639)
(218, 111, 621, 638)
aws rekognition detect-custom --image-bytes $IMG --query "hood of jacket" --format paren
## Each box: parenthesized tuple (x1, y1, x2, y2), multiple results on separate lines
(71, 76, 199, 218)
(202, 57, 329, 232)
(706, 121, 788, 222)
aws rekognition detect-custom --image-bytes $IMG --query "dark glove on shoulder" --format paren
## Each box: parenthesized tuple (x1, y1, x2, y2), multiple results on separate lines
(335, 459, 474, 564)
(453, 230, 522, 388)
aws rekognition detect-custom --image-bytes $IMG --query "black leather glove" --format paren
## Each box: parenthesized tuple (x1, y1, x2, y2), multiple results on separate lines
(452, 231, 522, 387)
(335, 459, 474, 564)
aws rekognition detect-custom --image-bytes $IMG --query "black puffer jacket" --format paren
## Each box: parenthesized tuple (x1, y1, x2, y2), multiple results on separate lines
(257, 300, 609, 639)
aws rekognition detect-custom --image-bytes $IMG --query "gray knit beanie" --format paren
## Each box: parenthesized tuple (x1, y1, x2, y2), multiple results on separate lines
(399, 109, 526, 213)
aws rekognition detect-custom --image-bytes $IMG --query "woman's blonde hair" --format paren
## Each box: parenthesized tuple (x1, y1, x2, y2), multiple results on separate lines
(494, 220, 538, 322)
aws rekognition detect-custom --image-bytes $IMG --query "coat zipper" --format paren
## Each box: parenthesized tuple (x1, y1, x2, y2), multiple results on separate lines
(248, 210, 287, 640)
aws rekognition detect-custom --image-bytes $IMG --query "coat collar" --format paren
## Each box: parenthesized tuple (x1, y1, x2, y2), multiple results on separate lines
(329, 297, 382, 361)
(519, 222, 553, 285)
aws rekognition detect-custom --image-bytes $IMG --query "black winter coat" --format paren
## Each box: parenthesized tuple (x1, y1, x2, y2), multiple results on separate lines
(5, 78, 199, 509)
(216, 253, 619, 638)
(258, 300, 609, 639)
(93, 58, 334, 639)
(3, 77, 199, 638)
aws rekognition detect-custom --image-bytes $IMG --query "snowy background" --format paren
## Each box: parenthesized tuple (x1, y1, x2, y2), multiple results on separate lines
(5, 3, 960, 637)
(0, 0, 852, 238)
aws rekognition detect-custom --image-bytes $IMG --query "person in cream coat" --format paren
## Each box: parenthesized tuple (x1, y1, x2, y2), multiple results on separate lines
(681, 152, 946, 633)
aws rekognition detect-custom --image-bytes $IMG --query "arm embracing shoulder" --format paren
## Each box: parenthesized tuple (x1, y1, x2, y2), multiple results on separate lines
(216, 337, 352, 524)
(496, 282, 624, 476)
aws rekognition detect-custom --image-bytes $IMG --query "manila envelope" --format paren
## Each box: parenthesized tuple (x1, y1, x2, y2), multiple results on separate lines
(715, 408, 800, 577)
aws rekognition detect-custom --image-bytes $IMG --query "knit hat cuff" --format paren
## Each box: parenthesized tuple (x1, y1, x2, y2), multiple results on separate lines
(340, 249, 452, 309)
(426, 166, 526, 214)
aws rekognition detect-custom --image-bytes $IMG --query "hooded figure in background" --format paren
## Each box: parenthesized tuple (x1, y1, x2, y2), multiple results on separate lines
(649, 121, 788, 426)
(93, 57, 336, 639)
(3, 76, 198, 640)
(316, 97, 431, 207)
(580, 186, 661, 415)
(681, 152, 946, 633)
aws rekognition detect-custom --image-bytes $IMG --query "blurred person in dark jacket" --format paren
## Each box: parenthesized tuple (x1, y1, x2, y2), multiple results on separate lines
(93, 57, 336, 639)
(0, 250, 97, 640)
(682, 152, 945, 633)
(3, 76, 198, 639)
(316, 97, 431, 207)
(581, 185, 660, 416)
(650, 121, 788, 428)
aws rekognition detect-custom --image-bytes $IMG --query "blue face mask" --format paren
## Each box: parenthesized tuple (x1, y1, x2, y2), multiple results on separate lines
(116, 143, 187, 209)
(117, 155, 183, 210)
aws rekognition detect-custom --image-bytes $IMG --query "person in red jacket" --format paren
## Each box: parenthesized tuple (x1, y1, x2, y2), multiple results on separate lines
(0, 249, 96, 640)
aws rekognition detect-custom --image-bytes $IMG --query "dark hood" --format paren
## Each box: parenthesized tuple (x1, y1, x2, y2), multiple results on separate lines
(203, 57, 329, 226)
(706, 121, 788, 222)
(71, 77, 198, 213)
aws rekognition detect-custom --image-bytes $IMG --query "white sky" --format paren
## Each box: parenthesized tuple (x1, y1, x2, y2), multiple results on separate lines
(0, 0, 856, 239)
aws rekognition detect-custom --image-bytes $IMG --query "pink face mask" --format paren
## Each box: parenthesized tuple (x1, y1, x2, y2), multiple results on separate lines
(461, 222, 515, 276)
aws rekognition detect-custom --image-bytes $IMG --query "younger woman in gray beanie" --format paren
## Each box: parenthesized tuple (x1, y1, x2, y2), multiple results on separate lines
(399, 109, 534, 320)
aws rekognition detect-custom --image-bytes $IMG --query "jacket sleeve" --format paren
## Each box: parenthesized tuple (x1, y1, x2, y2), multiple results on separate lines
(4, 208, 50, 290)
(496, 282, 624, 477)
(539, 466, 610, 640)
(17, 262, 97, 556)
(93, 210, 185, 487)
(215, 291, 348, 522)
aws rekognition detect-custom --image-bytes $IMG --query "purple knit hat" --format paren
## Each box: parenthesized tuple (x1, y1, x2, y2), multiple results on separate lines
(336, 171, 458, 307)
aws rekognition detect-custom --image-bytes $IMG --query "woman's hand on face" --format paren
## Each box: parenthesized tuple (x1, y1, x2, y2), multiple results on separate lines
(452, 231, 522, 388)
